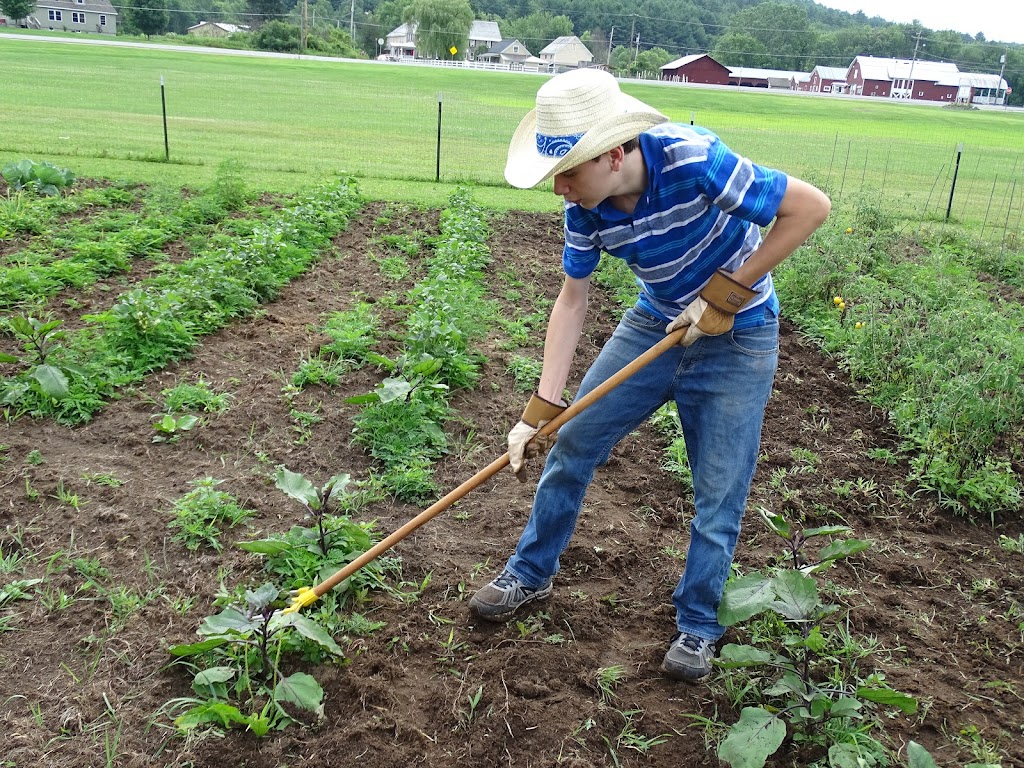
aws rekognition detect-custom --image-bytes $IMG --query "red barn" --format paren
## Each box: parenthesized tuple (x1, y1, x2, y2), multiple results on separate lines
(660, 54, 730, 85)
(847, 55, 959, 101)
(808, 66, 848, 94)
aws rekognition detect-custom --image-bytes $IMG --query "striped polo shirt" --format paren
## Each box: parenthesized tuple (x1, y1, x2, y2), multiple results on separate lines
(562, 123, 788, 328)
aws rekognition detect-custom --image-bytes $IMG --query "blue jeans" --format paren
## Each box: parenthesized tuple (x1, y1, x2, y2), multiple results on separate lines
(505, 306, 779, 641)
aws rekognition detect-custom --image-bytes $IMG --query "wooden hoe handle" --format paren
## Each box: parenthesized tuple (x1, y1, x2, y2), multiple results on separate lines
(284, 327, 686, 612)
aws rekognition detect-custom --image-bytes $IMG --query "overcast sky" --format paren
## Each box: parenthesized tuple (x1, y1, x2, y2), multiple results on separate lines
(815, 0, 1024, 45)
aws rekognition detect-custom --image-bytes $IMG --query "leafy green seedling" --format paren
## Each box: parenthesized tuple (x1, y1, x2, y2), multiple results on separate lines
(152, 413, 199, 443)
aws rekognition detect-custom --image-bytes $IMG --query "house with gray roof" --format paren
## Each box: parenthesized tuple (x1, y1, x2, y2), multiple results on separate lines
(31, 0, 116, 33)
(539, 36, 594, 70)
(468, 20, 501, 58)
(478, 39, 533, 68)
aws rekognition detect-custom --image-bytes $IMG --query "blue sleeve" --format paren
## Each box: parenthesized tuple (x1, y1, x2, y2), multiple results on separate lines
(700, 137, 788, 227)
(561, 207, 602, 279)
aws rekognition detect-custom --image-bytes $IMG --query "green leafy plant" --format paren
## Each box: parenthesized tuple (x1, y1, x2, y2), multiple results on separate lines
(168, 478, 255, 551)
(0, 315, 83, 400)
(166, 583, 340, 735)
(713, 508, 917, 768)
(152, 413, 200, 443)
(238, 467, 400, 624)
(506, 354, 543, 392)
(2, 159, 76, 196)
(161, 377, 231, 413)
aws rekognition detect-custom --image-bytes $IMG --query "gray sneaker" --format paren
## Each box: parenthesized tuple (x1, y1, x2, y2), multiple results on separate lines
(469, 569, 553, 621)
(660, 632, 715, 681)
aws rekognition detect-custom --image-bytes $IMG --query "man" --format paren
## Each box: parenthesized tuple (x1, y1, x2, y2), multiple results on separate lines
(469, 69, 830, 682)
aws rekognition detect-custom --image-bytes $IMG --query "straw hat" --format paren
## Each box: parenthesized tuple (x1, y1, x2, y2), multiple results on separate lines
(504, 69, 668, 189)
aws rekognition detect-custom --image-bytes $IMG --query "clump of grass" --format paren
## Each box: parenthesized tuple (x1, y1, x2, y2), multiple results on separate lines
(168, 478, 255, 552)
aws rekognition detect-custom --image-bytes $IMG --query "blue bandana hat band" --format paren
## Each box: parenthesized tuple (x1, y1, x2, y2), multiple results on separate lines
(536, 132, 585, 158)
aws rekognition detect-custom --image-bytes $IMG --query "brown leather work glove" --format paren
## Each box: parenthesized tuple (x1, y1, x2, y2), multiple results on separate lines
(508, 393, 567, 481)
(665, 270, 757, 346)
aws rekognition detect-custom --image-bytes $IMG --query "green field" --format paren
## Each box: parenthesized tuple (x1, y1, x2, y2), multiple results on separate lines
(1, 35, 1023, 225)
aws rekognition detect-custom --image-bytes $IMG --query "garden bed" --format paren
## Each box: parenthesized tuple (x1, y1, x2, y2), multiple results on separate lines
(1, 198, 1022, 767)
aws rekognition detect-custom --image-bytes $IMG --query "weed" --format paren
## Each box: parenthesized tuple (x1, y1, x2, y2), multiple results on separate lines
(25, 449, 44, 465)
(998, 533, 1024, 554)
(506, 355, 543, 392)
(51, 478, 85, 509)
(82, 471, 124, 487)
(161, 377, 231, 413)
(595, 665, 627, 704)
(168, 477, 255, 552)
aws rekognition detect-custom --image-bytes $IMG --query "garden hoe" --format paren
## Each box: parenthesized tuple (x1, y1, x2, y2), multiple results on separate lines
(282, 326, 688, 615)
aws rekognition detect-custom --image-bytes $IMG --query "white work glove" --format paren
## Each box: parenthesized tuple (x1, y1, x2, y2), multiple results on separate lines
(666, 269, 758, 346)
(508, 393, 567, 481)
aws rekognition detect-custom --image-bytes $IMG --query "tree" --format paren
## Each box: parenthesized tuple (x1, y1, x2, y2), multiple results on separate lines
(0, 0, 35, 23)
(251, 19, 300, 51)
(127, 0, 169, 38)
(403, 0, 473, 60)
(247, 0, 288, 29)
(712, 30, 770, 69)
(633, 47, 673, 78)
(730, 1, 816, 70)
(500, 11, 573, 58)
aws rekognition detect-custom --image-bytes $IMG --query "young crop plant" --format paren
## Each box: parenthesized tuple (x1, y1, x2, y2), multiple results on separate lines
(238, 467, 400, 633)
(2, 159, 75, 196)
(712, 508, 917, 768)
(166, 583, 341, 735)
(168, 478, 256, 552)
(0, 315, 84, 401)
(152, 413, 200, 443)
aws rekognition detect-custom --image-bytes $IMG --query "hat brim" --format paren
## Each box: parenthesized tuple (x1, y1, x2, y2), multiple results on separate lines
(504, 93, 668, 189)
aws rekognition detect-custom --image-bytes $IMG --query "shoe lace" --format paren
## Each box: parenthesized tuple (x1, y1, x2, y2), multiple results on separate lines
(677, 633, 708, 653)
(493, 570, 519, 590)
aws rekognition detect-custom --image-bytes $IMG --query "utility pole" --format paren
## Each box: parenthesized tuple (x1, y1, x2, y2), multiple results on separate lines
(906, 32, 923, 98)
(349, 0, 355, 40)
(999, 52, 1007, 106)
(629, 15, 636, 65)
(607, 26, 614, 67)
(300, 0, 307, 53)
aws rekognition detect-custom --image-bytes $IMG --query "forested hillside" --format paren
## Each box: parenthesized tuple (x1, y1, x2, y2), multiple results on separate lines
(113, 0, 1022, 104)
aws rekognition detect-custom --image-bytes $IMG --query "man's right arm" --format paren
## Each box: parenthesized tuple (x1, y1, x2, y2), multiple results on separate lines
(537, 275, 590, 402)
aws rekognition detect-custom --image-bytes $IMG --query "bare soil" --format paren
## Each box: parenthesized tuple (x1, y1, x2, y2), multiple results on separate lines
(1, 201, 1021, 768)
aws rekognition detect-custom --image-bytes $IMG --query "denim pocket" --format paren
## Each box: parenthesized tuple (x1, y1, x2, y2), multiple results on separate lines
(729, 320, 779, 357)
(622, 306, 665, 331)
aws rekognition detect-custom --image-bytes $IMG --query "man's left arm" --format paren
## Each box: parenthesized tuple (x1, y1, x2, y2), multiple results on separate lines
(730, 177, 831, 288)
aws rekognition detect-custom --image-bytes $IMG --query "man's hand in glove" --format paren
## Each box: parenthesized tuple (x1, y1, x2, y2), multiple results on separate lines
(508, 393, 567, 480)
(666, 269, 757, 346)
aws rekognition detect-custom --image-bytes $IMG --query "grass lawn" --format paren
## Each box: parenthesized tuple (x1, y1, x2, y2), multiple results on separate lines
(1, 35, 1022, 225)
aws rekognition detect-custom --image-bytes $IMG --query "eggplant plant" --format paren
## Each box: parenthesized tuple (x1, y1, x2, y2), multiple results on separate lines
(0, 315, 84, 400)
(713, 508, 918, 768)
(239, 467, 400, 615)
(167, 583, 341, 734)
